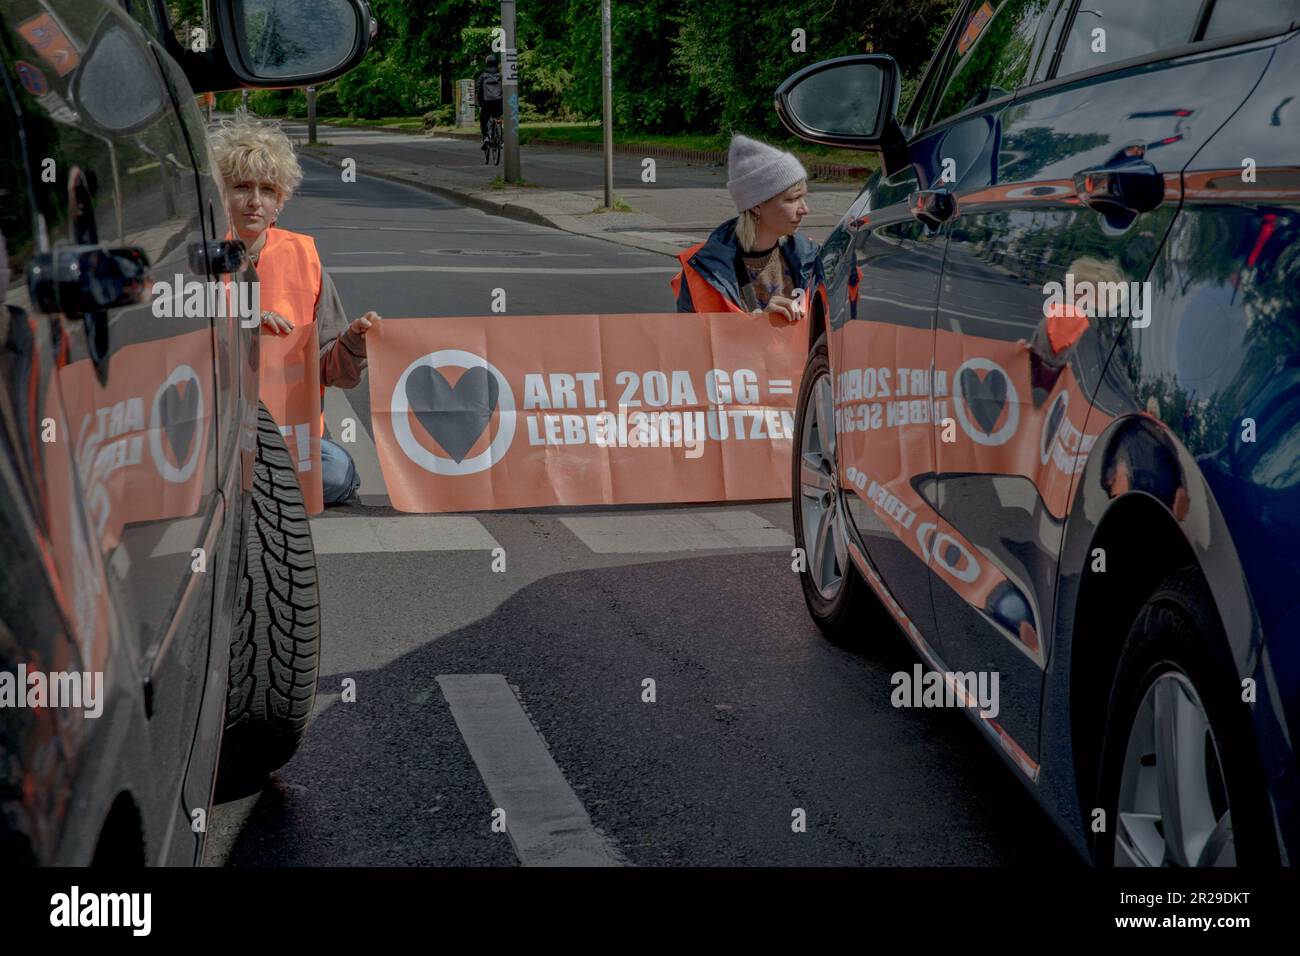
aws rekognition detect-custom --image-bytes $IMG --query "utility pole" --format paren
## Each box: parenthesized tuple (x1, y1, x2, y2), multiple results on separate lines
(501, 1, 521, 183)
(601, 0, 613, 208)
(306, 85, 317, 144)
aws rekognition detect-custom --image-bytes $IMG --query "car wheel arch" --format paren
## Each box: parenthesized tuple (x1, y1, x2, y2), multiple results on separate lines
(1049, 412, 1266, 847)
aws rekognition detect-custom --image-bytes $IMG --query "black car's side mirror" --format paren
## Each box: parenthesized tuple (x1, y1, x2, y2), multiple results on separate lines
(170, 0, 374, 93)
(774, 55, 909, 176)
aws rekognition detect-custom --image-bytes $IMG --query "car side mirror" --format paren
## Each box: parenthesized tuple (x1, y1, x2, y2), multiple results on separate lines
(175, 0, 374, 92)
(774, 55, 908, 175)
(224, 0, 365, 82)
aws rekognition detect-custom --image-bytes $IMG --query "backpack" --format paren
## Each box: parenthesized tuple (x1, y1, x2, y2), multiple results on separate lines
(480, 71, 502, 103)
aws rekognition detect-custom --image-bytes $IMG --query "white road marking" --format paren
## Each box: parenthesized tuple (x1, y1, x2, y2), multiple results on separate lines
(309, 516, 500, 553)
(609, 230, 699, 246)
(323, 388, 388, 505)
(436, 674, 623, 867)
(329, 264, 678, 275)
(560, 510, 793, 553)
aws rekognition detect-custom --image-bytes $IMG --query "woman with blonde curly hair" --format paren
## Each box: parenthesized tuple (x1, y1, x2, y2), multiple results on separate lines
(208, 114, 380, 505)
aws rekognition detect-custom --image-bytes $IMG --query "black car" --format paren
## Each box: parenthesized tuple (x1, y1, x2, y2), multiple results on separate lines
(777, 0, 1300, 865)
(0, 0, 371, 865)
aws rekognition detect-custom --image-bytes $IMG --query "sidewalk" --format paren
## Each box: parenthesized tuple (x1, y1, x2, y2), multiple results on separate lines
(278, 120, 863, 258)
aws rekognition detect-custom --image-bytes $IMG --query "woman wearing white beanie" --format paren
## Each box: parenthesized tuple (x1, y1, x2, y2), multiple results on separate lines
(670, 133, 822, 322)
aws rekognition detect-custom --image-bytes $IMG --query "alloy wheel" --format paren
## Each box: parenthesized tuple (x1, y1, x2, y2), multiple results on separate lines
(798, 372, 847, 600)
(1114, 670, 1235, 866)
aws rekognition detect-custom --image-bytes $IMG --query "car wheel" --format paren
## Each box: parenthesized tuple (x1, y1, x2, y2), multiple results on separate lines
(1095, 566, 1277, 866)
(792, 335, 878, 640)
(216, 402, 321, 792)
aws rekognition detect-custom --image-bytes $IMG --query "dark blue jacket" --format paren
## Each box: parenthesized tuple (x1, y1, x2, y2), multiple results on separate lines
(672, 218, 823, 313)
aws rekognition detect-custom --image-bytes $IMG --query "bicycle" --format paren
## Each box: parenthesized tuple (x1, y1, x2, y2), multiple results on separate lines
(482, 115, 503, 167)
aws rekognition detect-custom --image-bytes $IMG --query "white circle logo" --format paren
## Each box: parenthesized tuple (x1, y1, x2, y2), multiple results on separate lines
(149, 364, 204, 483)
(392, 349, 516, 476)
(917, 522, 981, 583)
(952, 357, 1019, 446)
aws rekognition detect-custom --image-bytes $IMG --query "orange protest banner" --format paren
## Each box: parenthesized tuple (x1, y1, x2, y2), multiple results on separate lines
(831, 316, 1113, 663)
(54, 328, 214, 554)
(258, 323, 324, 514)
(366, 312, 805, 513)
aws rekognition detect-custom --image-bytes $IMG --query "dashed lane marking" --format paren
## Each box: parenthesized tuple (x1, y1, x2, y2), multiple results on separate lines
(437, 674, 623, 867)
(309, 516, 500, 553)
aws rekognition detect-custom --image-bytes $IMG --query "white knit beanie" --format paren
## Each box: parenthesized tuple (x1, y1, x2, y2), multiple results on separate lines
(726, 134, 808, 213)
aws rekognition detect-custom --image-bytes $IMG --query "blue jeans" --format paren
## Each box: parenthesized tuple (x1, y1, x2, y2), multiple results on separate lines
(321, 437, 360, 505)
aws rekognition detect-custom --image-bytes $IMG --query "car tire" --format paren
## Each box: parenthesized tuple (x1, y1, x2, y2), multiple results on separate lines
(1094, 566, 1277, 866)
(216, 403, 321, 792)
(792, 334, 880, 642)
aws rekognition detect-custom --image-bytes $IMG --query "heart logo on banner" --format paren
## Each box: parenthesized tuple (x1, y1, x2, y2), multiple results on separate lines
(405, 365, 500, 463)
(160, 379, 199, 465)
(959, 366, 1008, 435)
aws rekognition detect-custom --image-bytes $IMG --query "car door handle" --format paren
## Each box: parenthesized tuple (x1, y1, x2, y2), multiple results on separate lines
(26, 245, 151, 315)
(1073, 160, 1165, 217)
(188, 238, 247, 276)
(909, 188, 957, 228)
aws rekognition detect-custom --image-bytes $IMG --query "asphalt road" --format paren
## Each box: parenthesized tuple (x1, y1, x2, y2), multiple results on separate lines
(205, 156, 1077, 867)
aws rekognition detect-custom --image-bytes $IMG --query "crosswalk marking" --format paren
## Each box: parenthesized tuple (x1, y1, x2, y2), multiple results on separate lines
(559, 510, 793, 553)
(310, 516, 500, 553)
(322, 388, 388, 505)
(437, 675, 623, 867)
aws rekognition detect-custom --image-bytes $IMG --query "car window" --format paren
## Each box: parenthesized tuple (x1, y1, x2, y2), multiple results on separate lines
(163, 0, 211, 54)
(1202, 0, 1300, 40)
(118, 0, 161, 40)
(1056, 1, 1202, 78)
(928, 0, 1057, 128)
(1029, 0, 1073, 82)
(1, 101, 35, 313)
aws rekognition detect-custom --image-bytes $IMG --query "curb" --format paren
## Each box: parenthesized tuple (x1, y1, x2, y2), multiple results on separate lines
(435, 129, 870, 181)
(304, 119, 869, 181)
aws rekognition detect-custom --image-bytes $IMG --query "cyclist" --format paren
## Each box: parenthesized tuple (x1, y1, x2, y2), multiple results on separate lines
(476, 52, 504, 148)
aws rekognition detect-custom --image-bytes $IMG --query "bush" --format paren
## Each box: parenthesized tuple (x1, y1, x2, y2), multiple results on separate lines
(214, 91, 243, 112)
(422, 104, 455, 128)
(248, 88, 294, 116)
(335, 53, 437, 119)
(518, 98, 548, 123)
(313, 85, 341, 117)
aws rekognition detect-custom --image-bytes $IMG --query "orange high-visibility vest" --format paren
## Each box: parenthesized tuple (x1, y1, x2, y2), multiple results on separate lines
(670, 241, 747, 314)
(257, 227, 322, 331)
(256, 227, 326, 427)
